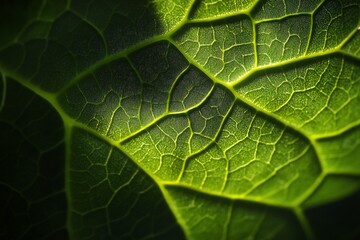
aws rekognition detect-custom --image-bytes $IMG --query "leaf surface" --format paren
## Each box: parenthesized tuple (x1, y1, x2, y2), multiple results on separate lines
(0, 0, 359, 239)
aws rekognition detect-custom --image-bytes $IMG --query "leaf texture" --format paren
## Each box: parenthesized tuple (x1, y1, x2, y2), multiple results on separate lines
(0, 0, 359, 239)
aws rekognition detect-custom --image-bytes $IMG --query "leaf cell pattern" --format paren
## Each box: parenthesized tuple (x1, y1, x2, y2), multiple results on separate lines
(0, 0, 359, 239)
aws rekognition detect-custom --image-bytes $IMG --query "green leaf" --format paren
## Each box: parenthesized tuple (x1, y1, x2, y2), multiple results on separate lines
(1, 0, 359, 239)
